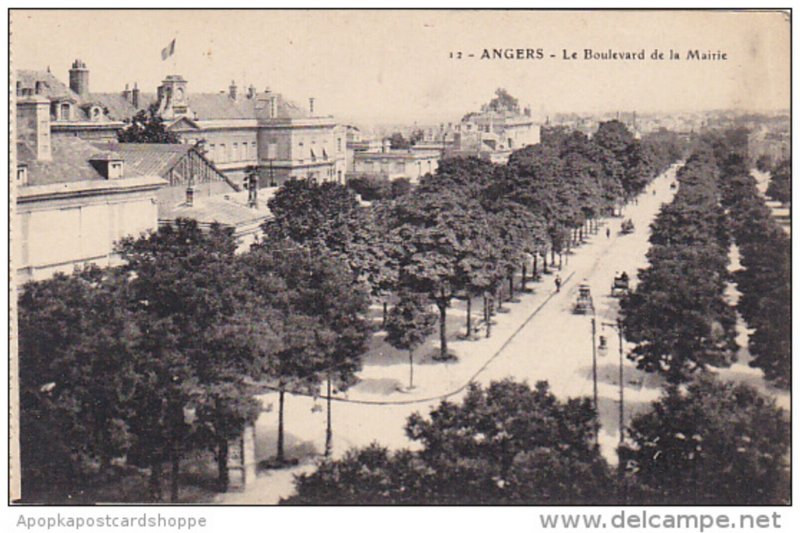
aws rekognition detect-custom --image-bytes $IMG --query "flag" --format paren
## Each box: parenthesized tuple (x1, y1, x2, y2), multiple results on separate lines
(161, 38, 176, 61)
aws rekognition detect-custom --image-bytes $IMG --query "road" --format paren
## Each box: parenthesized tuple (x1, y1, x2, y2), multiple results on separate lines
(221, 165, 682, 503)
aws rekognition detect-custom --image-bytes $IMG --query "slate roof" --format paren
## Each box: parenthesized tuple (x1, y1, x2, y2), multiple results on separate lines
(92, 143, 194, 177)
(160, 189, 274, 228)
(17, 70, 80, 102)
(90, 92, 156, 121)
(18, 136, 145, 186)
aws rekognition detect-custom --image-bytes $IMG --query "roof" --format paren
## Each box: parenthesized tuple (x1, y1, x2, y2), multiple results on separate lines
(160, 189, 274, 228)
(91, 142, 236, 191)
(92, 142, 194, 177)
(17, 70, 80, 102)
(90, 92, 156, 121)
(18, 136, 146, 186)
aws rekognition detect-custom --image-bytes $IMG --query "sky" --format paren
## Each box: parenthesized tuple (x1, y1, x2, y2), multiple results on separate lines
(11, 10, 790, 125)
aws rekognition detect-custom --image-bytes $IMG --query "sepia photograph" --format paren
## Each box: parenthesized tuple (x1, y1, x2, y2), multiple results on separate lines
(6, 7, 792, 510)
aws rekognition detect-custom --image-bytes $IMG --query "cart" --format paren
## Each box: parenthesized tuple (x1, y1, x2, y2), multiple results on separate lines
(610, 272, 630, 297)
(573, 283, 594, 314)
(620, 219, 635, 235)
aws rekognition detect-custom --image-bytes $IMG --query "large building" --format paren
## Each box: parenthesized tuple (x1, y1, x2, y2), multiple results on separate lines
(17, 60, 347, 186)
(14, 89, 165, 282)
(449, 104, 540, 163)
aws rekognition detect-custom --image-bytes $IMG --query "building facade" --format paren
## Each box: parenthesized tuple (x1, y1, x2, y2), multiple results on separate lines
(352, 145, 440, 183)
(14, 91, 165, 283)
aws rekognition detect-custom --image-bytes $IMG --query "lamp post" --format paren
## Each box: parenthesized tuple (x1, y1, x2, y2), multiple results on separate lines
(602, 317, 626, 501)
(591, 317, 599, 447)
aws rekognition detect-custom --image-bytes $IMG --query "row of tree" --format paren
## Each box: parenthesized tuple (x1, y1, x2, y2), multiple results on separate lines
(717, 151, 791, 388)
(621, 144, 737, 383)
(284, 374, 789, 505)
(18, 221, 372, 502)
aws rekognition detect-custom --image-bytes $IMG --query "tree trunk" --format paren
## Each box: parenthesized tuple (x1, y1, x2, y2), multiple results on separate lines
(436, 289, 448, 360)
(559, 253, 563, 270)
(486, 296, 493, 338)
(521, 262, 527, 291)
(508, 273, 514, 300)
(382, 301, 388, 328)
(465, 295, 472, 338)
(170, 447, 179, 503)
(217, 437, 229, 492)
(325, 376, 332, 457)
(277, 387, 286, 463)
(149, 459, 162, 502)
(496, 286, 504, 311)
(542, 252, 549, 274)
(551, 249, 556, 266)
(533, 254, 539, 277)
(408, 349, 415, 389)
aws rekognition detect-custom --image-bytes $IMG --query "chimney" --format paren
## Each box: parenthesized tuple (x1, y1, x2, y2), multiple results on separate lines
(269, 94, 277, 118)
(16, 93, 52, 161)
(247, 85, 256, 99)
(69, 59, 89, 98)
(122, 83, 131, 102)
(186, 185, 195, 207)
(309, 97, 315, 115)
(132, 82, 140, 108)
(229, 80, 238, 100)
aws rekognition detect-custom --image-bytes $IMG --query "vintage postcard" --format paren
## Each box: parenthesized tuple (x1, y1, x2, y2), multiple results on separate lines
(6, 7, 792, 518)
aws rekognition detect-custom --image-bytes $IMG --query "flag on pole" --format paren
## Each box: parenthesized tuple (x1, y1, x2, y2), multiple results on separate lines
(161, 38, 176, 61)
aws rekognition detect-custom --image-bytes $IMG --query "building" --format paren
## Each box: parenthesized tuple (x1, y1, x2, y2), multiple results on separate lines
(87, 67, 347, 185)
(92, 142, 272, 251)
(449, 104, 540, 163)
(18, 60, 347, 186)
(14, 91, 165, 282)
(16, 61, 126, 142)
(351, 143, 440, 183)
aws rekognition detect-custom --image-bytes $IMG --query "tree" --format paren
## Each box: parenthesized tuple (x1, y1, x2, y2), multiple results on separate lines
(284, 379, 612, 504)
(384, 291, 437, 389)
(621, 375, 789, 504)
(346, 174, 393, 201)
(117, 103, 180, 144)
(116, 219, 253, 501)
(486, 87, 520, 114)
(766, 158, 791, 204)
(755, 154, 773, 173)
(17, 266, 136, 499)
(264, 178, 362, 249)
(245, 241, 371, 460)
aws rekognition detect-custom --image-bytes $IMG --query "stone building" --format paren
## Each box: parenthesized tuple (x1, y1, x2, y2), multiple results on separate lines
(14, 90, 165, 282)
(351, 141, 440, 183)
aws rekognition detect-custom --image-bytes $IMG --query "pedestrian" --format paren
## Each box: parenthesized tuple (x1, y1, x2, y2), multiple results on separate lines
(606, 227, 611, 239)
(555, 275, 562, 293)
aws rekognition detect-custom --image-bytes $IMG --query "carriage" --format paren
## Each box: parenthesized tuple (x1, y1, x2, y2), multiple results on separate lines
(620, 219, 635, 234)
(610, 272, 630, 297)
(573, 283, 594, 314)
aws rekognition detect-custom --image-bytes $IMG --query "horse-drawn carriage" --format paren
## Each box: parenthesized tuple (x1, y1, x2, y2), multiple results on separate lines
(610, 272, 630, 297)
(573, 283, 594, 314)
(620, 219, 635, 235)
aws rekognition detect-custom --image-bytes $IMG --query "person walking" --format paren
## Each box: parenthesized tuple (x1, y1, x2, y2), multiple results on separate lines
(606, 227, 611, 239)
(555, 275, 562, 293)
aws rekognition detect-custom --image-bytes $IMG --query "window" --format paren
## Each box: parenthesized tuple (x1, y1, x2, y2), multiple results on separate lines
(220, 144, 226, 162)
(109, 162, 124, 179)
(251, 142, 257, 159)
(60, 103, 71, 121)
(310, 148, 317, 162)
(322, 148, 328, 160)
(233, 143, 239, 161)
(209, 144, 216, 160)
(337, 170, 342, 183)
(337, 137, 342, 152)
(17, 166, 28, 186)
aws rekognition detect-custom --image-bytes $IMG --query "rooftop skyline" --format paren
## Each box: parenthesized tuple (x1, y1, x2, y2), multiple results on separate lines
(11, 10, 790, 125)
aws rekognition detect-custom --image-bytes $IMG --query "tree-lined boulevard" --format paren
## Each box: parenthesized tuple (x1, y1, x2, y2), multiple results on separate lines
(17, 122, 790, 505)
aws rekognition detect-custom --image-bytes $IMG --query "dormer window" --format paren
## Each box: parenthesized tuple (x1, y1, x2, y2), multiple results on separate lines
(60, 103, 71, 121)
(16, 165, 29, 186)
(91, 106, 102, 121)
(90, 154, 124, 179)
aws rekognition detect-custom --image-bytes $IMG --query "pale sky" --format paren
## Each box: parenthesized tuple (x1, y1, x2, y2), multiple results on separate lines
(11, 10, 790, 125)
